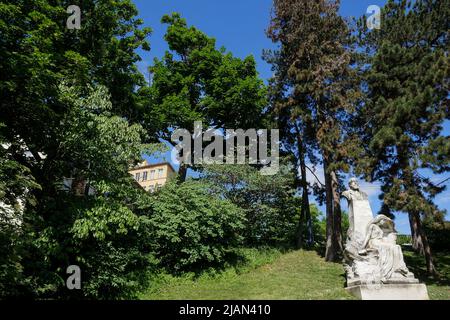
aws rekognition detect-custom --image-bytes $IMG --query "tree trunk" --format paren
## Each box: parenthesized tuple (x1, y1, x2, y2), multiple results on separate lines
(409, 212, 423, 254)
(330, 170, 343, 253)
(295, 134, 312, 249)
(324, 159, 338, 262)
(295, 200, 306, 249)
(303, 168, 313, 247)
(409, 211, 438, 275)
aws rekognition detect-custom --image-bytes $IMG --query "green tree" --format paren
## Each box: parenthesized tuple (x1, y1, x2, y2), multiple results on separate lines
(355, 0, 449, 274)
(0, 0, 154, 297)
(0, 0, 151, 201)
(201, 162, 300, 246)
(146, 13, 267, 180)
(0, 126, 41, 297)
(1, 83, 159, 299)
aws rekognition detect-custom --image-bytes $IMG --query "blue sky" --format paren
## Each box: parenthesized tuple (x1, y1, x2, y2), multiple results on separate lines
(133, 0, 449, 234)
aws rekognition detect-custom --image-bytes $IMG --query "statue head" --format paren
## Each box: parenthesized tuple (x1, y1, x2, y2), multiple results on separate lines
(348, 177, 359, 191)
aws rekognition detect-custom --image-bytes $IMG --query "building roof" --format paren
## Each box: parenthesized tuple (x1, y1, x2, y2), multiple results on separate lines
(129, 161, 177, 173)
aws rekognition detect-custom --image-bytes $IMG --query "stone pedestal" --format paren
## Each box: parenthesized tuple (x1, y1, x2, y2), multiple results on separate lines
(346, 283, 429, 300)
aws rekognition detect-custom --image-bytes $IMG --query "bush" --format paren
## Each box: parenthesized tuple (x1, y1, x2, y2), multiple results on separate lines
(147, 180, 246, 272)
(67, 193, 158, 299)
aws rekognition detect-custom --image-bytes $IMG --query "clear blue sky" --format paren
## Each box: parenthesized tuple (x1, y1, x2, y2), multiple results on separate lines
(133, 0, 449, 234)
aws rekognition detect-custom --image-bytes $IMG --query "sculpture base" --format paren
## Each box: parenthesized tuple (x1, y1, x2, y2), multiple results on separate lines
(347, 277, 419, 287)
(346, 283, 429, 300)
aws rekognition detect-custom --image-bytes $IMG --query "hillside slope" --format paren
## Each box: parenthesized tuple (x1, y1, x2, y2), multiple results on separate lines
(141, 249, 450, 300)
(141, 250, 354, 300)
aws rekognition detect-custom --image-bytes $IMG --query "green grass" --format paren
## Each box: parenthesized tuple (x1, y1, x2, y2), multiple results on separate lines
(139, 248, 450, 300)
(140, 249, 354, 300)
(403, 249, 450, 300)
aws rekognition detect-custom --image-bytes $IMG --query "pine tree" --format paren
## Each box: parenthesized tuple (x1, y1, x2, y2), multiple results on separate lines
(265, 0, 360, 259)
(356, 0, 449, 275)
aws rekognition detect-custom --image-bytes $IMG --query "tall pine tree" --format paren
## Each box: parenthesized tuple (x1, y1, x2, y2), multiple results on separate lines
(356, 0, 449, 274)
(266, 0, 361, 260)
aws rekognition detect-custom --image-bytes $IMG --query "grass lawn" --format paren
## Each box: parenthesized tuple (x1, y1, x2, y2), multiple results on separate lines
(140, 248, 450, 300)
(140, 249, 354, 300)
(403, 249, 450, 300)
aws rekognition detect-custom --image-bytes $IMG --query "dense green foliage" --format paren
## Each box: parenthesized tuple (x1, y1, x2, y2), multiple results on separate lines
(0, 131, 40, 296)
(1, 0, 448, 300)
(1, 84, 159, 299)
(146, 180, 245, 272)
(201, 164, 300, 246)
(356, 0, 449, 218)
(147, 13, 267, 136)
(0, 1, 270, 299)
(424, 221, 450, 252)
(0, 0, 156, 299)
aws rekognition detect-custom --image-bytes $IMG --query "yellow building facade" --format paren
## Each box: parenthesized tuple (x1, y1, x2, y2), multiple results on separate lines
(129, 161, 177, 192)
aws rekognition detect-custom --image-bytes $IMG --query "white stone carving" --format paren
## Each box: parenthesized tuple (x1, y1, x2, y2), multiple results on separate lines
(342, 178, 419, 287)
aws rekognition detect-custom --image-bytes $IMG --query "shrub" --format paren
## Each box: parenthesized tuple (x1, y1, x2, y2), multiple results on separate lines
(147, 180, 246, 272)
(67, 193, 158, 299)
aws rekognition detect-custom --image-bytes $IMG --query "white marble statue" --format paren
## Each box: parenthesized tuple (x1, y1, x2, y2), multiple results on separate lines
(342, 178, 418, 286)
(342, 178, 373, 243)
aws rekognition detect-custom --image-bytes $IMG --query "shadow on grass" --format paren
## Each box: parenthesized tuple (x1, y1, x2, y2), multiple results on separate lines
(402, 248, 450, 287)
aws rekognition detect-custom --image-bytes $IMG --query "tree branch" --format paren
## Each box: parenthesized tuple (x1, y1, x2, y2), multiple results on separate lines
(305, 165, 325, 187)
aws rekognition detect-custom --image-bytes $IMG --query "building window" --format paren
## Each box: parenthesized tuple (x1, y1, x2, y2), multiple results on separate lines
(135, 172, 140, 181)
(143, 171, 148, 181)
(149, 170, 155, 180)
(158, 168, 164, 178)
